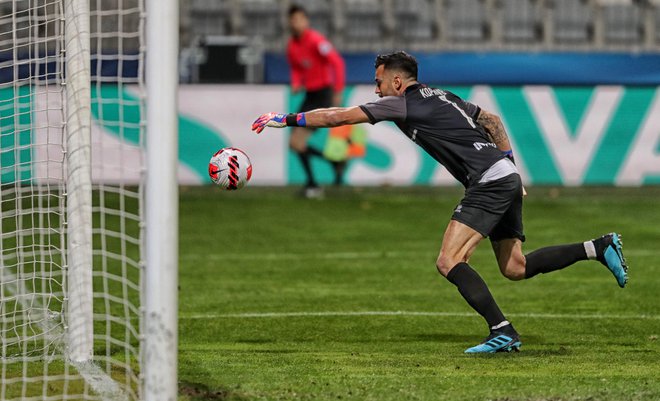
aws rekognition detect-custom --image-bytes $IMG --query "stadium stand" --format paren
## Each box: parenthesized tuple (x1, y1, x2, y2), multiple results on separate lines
(189, 0, 233, 37)
(501, 0, 542, 44)
(239, 0, 282, 38)
(178, 0, 660, 52)
(340, 0, 388, 50)
(294, 0, 334, 37)
(393, 0, 436, 47)
(4, 0, 660, 55)
(656, 1, 660, 44)
(550, 0, 593, 45)
(444, 0, 488, 43)
(600, 0, 643, 45)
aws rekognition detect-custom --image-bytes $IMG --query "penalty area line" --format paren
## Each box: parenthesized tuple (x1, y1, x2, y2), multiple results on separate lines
(180, 310, 660, 321)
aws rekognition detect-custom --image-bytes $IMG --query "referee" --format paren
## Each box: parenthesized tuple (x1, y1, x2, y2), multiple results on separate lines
(287, 5, 346, 198)
(252, 51, 629, 353)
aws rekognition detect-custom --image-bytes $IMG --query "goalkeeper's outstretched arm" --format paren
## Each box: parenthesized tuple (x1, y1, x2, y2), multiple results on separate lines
(252, 107, 369, 133)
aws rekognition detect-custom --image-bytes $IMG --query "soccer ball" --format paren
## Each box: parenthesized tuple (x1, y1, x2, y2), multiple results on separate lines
(208, 147, 252, 190)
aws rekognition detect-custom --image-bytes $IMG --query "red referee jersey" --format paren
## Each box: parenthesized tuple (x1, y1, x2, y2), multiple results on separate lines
(286, 28, 345, 93)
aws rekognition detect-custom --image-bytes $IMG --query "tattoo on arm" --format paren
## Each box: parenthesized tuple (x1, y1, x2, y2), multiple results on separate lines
(476, 110, 511, 151)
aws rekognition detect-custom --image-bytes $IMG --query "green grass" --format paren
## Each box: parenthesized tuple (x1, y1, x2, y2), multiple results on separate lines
(178, 186, 660, 401)
(0, 187, 142, 399)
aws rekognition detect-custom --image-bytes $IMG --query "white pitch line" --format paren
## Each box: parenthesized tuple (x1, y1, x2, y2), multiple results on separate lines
(181, 251, 420, 261)
(180, 310, 660, 321)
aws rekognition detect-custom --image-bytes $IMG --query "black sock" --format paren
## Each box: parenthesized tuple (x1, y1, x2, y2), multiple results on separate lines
(524, 243, 588, 279)
(446, 262, 507, 328)
(297, 151, 317, 187)
(332, 161, 346, 185)
(306, 146, 324, 157)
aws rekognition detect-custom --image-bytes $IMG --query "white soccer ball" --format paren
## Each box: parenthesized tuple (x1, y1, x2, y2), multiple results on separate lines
(208, 147, 252, 190)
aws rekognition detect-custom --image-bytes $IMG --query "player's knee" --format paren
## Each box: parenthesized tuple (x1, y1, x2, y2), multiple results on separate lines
(501, 260, 526, 281)
(436, 254, 458, 277)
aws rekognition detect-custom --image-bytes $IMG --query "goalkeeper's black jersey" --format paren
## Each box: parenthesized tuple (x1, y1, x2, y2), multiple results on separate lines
(359, 83, 506, 188)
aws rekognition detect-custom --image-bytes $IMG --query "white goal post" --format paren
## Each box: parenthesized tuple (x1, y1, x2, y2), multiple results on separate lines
(144, 0, 179, 400)
(0, 0, 179, 400)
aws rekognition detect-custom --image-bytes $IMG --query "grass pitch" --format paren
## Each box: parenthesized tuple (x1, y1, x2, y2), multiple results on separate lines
(178, 186, 660, 401)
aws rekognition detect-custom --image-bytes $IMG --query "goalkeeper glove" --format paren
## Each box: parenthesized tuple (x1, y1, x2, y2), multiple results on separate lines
(252, 112, 286, 134)
(251, 112, 307, 134)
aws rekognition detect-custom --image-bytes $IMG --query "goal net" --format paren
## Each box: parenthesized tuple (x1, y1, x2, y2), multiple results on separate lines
(1, 0, 145, 399)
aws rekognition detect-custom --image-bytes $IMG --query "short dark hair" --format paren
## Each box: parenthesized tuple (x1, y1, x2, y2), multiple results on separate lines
(375, 51, 418, 80)
(288, 4, 307, 17)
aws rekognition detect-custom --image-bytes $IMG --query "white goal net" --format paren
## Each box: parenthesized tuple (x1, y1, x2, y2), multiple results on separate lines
(1, 0, 145, 399)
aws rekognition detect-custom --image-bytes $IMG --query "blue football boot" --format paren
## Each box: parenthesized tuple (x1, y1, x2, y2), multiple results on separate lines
(593, 233, 628, 288)
(464, 324, 521, 354)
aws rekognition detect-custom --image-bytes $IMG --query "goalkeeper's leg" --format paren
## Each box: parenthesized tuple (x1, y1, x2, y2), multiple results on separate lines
(492, 235, 628, 287)
(437, 220, 521, 353)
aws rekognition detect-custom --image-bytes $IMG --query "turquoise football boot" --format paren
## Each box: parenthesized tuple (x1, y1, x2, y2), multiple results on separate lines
(593, 233, 628, 288)
(465, 325, 521, 354)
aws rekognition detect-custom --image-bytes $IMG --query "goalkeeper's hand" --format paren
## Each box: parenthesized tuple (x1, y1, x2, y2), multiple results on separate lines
(252, 112, 287, 134)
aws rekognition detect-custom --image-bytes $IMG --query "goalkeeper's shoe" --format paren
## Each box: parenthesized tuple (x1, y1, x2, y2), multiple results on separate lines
(593, 232, 628, 288)
(464, 324, 521, 354)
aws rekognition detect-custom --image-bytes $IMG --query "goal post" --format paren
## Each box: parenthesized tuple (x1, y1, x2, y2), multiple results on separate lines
(144, 0, 179, 400)
(64, 0, 93, 364)
(0, 0, 179, 399)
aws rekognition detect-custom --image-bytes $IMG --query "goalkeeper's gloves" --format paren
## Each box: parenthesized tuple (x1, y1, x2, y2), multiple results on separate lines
(251, 112, 306, 134)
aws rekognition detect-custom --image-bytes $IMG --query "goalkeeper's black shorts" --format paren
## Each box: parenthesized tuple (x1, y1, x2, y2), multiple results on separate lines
(451, 173, 526, 242)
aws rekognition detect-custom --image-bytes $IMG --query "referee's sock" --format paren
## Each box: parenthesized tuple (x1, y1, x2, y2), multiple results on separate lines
(524, 243, 588, 279)
(296, 151, 317, 187)
(305, 146, 346, 185)
(446, 262, 507, 328)
(306, 146, 324, 158)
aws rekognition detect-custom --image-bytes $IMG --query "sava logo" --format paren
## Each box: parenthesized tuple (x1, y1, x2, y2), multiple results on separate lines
(473, 142, 497, 151)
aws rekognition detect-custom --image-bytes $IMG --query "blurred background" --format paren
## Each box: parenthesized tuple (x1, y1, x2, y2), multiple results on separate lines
(172, 0, 660, 188)
(5, 0, 659, 188)
(178, 0, 660, 83)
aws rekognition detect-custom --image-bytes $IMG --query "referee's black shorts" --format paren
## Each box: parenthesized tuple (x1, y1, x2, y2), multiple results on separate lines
(298, 86, 333, 114)
(451, 173, 525, 242)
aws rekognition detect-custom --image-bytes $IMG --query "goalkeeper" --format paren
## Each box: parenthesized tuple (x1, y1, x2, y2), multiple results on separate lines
(251, 51, 629, 354)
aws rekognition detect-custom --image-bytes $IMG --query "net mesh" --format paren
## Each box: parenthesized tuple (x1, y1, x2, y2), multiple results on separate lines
(1, 0, 144, 399)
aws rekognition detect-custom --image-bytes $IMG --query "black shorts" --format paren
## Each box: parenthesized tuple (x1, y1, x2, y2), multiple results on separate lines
(451, 173, 525, 242)
(298, 86, 333, 113)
